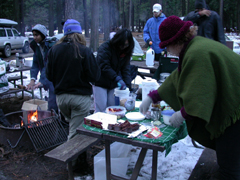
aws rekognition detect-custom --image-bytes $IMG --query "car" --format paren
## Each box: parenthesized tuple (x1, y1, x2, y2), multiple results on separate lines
(0, 18, 29, 57)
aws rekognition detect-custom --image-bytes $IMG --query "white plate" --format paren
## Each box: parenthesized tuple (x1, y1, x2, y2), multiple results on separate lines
(125, 112, 145, 121)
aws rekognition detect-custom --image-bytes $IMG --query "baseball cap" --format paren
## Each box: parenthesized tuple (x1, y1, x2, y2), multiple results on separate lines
(153, 3, 162, 13)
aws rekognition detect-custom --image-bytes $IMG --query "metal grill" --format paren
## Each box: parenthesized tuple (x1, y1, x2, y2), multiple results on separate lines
(23, 115, 68, 152)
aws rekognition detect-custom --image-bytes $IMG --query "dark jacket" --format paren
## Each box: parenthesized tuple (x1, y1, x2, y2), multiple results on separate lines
(46, 38, 101, 95)
(184, 11, 226, 45)
(30, 38, 55, 90)
(95, 41, 131, 89)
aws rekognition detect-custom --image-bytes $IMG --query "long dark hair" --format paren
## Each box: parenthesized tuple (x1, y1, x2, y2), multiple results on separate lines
(110, 28, 134, 56)
(56, 33, 86, 59)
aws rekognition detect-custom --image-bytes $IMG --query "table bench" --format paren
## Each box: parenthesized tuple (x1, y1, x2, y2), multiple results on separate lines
(45, 134, 99, 180)
(6, 75, 44, 99)
(8, 75, 27, 88)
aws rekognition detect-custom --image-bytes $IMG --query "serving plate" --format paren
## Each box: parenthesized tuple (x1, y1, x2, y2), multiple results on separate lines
(125, 112, 145, 121)
(102, 121, 147, 138)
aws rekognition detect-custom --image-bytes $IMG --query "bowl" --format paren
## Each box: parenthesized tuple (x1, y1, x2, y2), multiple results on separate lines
(106, 106, 126, 119)
(161, 110, 175, 125)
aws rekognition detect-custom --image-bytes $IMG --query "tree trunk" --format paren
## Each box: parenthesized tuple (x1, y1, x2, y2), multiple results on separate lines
(65, 0, 75, 19)
(182, 0, 186, 16)
(121, 0, 125, 28)
(131, 3, 134, 32)
(90, 0, 99, 52)
(187, 0, 190, 14)
(237, 0, 240, 33)
(57, 0, 64, 34)
(219, 0, 223, 21)
(116, 0, 120, 27)
(103, 0, 110, 40)
(49, 0, 54, 36)
(129, 0, 132, 30)
(14, 0, 20, 31)
(83, 0, 89, 37)
(19, 0, 24, 35)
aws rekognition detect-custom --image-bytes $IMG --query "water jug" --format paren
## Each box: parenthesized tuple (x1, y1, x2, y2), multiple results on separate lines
(146, 48, 155, 67)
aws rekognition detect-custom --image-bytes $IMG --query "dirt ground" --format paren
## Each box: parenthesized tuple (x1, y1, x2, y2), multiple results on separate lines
(0, 32, 146, 180)
(0, 96, 107, 180)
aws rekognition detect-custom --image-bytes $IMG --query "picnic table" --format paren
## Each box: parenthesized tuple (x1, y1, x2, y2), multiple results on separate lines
(1, 65, 32, 98)
(130, 56, 179, 80)
(76, 108, 188, 180)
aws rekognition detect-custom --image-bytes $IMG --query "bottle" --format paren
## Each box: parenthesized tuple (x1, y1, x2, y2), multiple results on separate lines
(146, 47, 155, 67)
(19, 56, 25, 68)
(16, 53, 20, 67)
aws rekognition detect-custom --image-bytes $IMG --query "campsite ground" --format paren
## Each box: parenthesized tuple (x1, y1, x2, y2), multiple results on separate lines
(0, 32, 146, 180)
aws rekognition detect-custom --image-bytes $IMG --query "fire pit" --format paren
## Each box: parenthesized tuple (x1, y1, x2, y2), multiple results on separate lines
(0, 110, 68, 152)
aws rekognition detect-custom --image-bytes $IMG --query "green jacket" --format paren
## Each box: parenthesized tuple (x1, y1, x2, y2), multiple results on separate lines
(158, 36, 240, 149)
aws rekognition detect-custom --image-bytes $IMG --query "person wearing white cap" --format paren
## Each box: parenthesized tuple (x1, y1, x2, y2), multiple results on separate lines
(143, 3, 166, 61)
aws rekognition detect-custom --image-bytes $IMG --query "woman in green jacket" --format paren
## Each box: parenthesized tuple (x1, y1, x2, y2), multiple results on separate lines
(140, 16, 240, 179)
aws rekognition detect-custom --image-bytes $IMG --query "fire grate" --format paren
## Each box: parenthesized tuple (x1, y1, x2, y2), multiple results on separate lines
(23, 115, 68, 152)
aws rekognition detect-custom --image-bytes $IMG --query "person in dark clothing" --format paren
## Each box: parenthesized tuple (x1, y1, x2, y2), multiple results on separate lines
(140, 16, 240, 179)
(26, 24, 58, 112)
(46, 19, 101, 140)
(184, 0, 226, 45)
(93, 28, 134, 112)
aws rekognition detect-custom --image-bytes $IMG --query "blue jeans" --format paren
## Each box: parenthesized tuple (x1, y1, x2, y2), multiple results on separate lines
(48, 83, 58, 113)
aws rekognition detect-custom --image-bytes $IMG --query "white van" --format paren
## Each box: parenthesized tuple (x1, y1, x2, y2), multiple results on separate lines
(0, 19, 29, 57)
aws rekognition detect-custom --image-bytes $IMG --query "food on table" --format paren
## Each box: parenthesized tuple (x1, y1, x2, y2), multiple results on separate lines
(108, 120, 140, 133)
(144, 126, 163, 139)
(106, 106, 126, 119)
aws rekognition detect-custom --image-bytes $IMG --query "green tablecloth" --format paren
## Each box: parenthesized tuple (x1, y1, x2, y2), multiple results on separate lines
(83, 108, 188, 156)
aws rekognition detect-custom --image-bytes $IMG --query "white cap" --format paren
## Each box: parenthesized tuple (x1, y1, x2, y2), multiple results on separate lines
(153, 3, 162, 12)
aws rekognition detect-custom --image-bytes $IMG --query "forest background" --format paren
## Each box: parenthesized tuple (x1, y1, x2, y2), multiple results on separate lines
(0, 0, 240, 51)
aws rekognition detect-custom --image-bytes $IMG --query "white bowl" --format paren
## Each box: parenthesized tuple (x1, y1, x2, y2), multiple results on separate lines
(106, 106, 126, 119)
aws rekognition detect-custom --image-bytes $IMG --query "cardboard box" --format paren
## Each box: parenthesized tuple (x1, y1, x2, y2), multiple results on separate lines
(22, 99, 48, 111)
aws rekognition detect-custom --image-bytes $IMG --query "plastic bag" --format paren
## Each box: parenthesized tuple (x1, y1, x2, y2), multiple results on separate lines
(0, 59, 9, 94)
(94, 142, 132, 180)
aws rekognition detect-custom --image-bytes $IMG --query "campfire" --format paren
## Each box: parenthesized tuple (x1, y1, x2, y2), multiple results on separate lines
(28, 110, 38, 123)
(0, 110, 68, 152)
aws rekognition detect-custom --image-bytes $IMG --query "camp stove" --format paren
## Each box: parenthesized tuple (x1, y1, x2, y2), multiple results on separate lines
(19, 110, 68, 152)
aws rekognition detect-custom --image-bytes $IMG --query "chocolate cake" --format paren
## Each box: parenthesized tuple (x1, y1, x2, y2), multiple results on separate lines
(107, 120, 140, 133)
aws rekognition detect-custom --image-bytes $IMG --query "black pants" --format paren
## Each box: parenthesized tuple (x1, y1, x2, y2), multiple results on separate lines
(215, 119, 240, 179)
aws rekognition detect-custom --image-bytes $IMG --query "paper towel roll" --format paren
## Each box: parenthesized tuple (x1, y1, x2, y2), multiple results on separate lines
(142, 79, 160, 100)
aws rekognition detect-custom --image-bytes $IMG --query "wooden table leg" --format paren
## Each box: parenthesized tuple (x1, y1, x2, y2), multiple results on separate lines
(20, 71, 24, 99)
(105, 140, 111, 180)
(130, 148, 147, 180)
(151, 150, 158, 180)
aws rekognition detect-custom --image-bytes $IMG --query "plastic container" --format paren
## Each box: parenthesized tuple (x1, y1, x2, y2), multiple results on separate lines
(16, 53, 20, 67)
(106, 106, 127, 119)
(161, 110, 175, 125)
(146, 48, 155, 67)
(114, 87, 130, 106)
(120, 93, 137, 111)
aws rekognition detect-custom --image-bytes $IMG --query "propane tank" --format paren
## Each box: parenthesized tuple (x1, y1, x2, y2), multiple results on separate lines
(146, 47, 155, 67)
